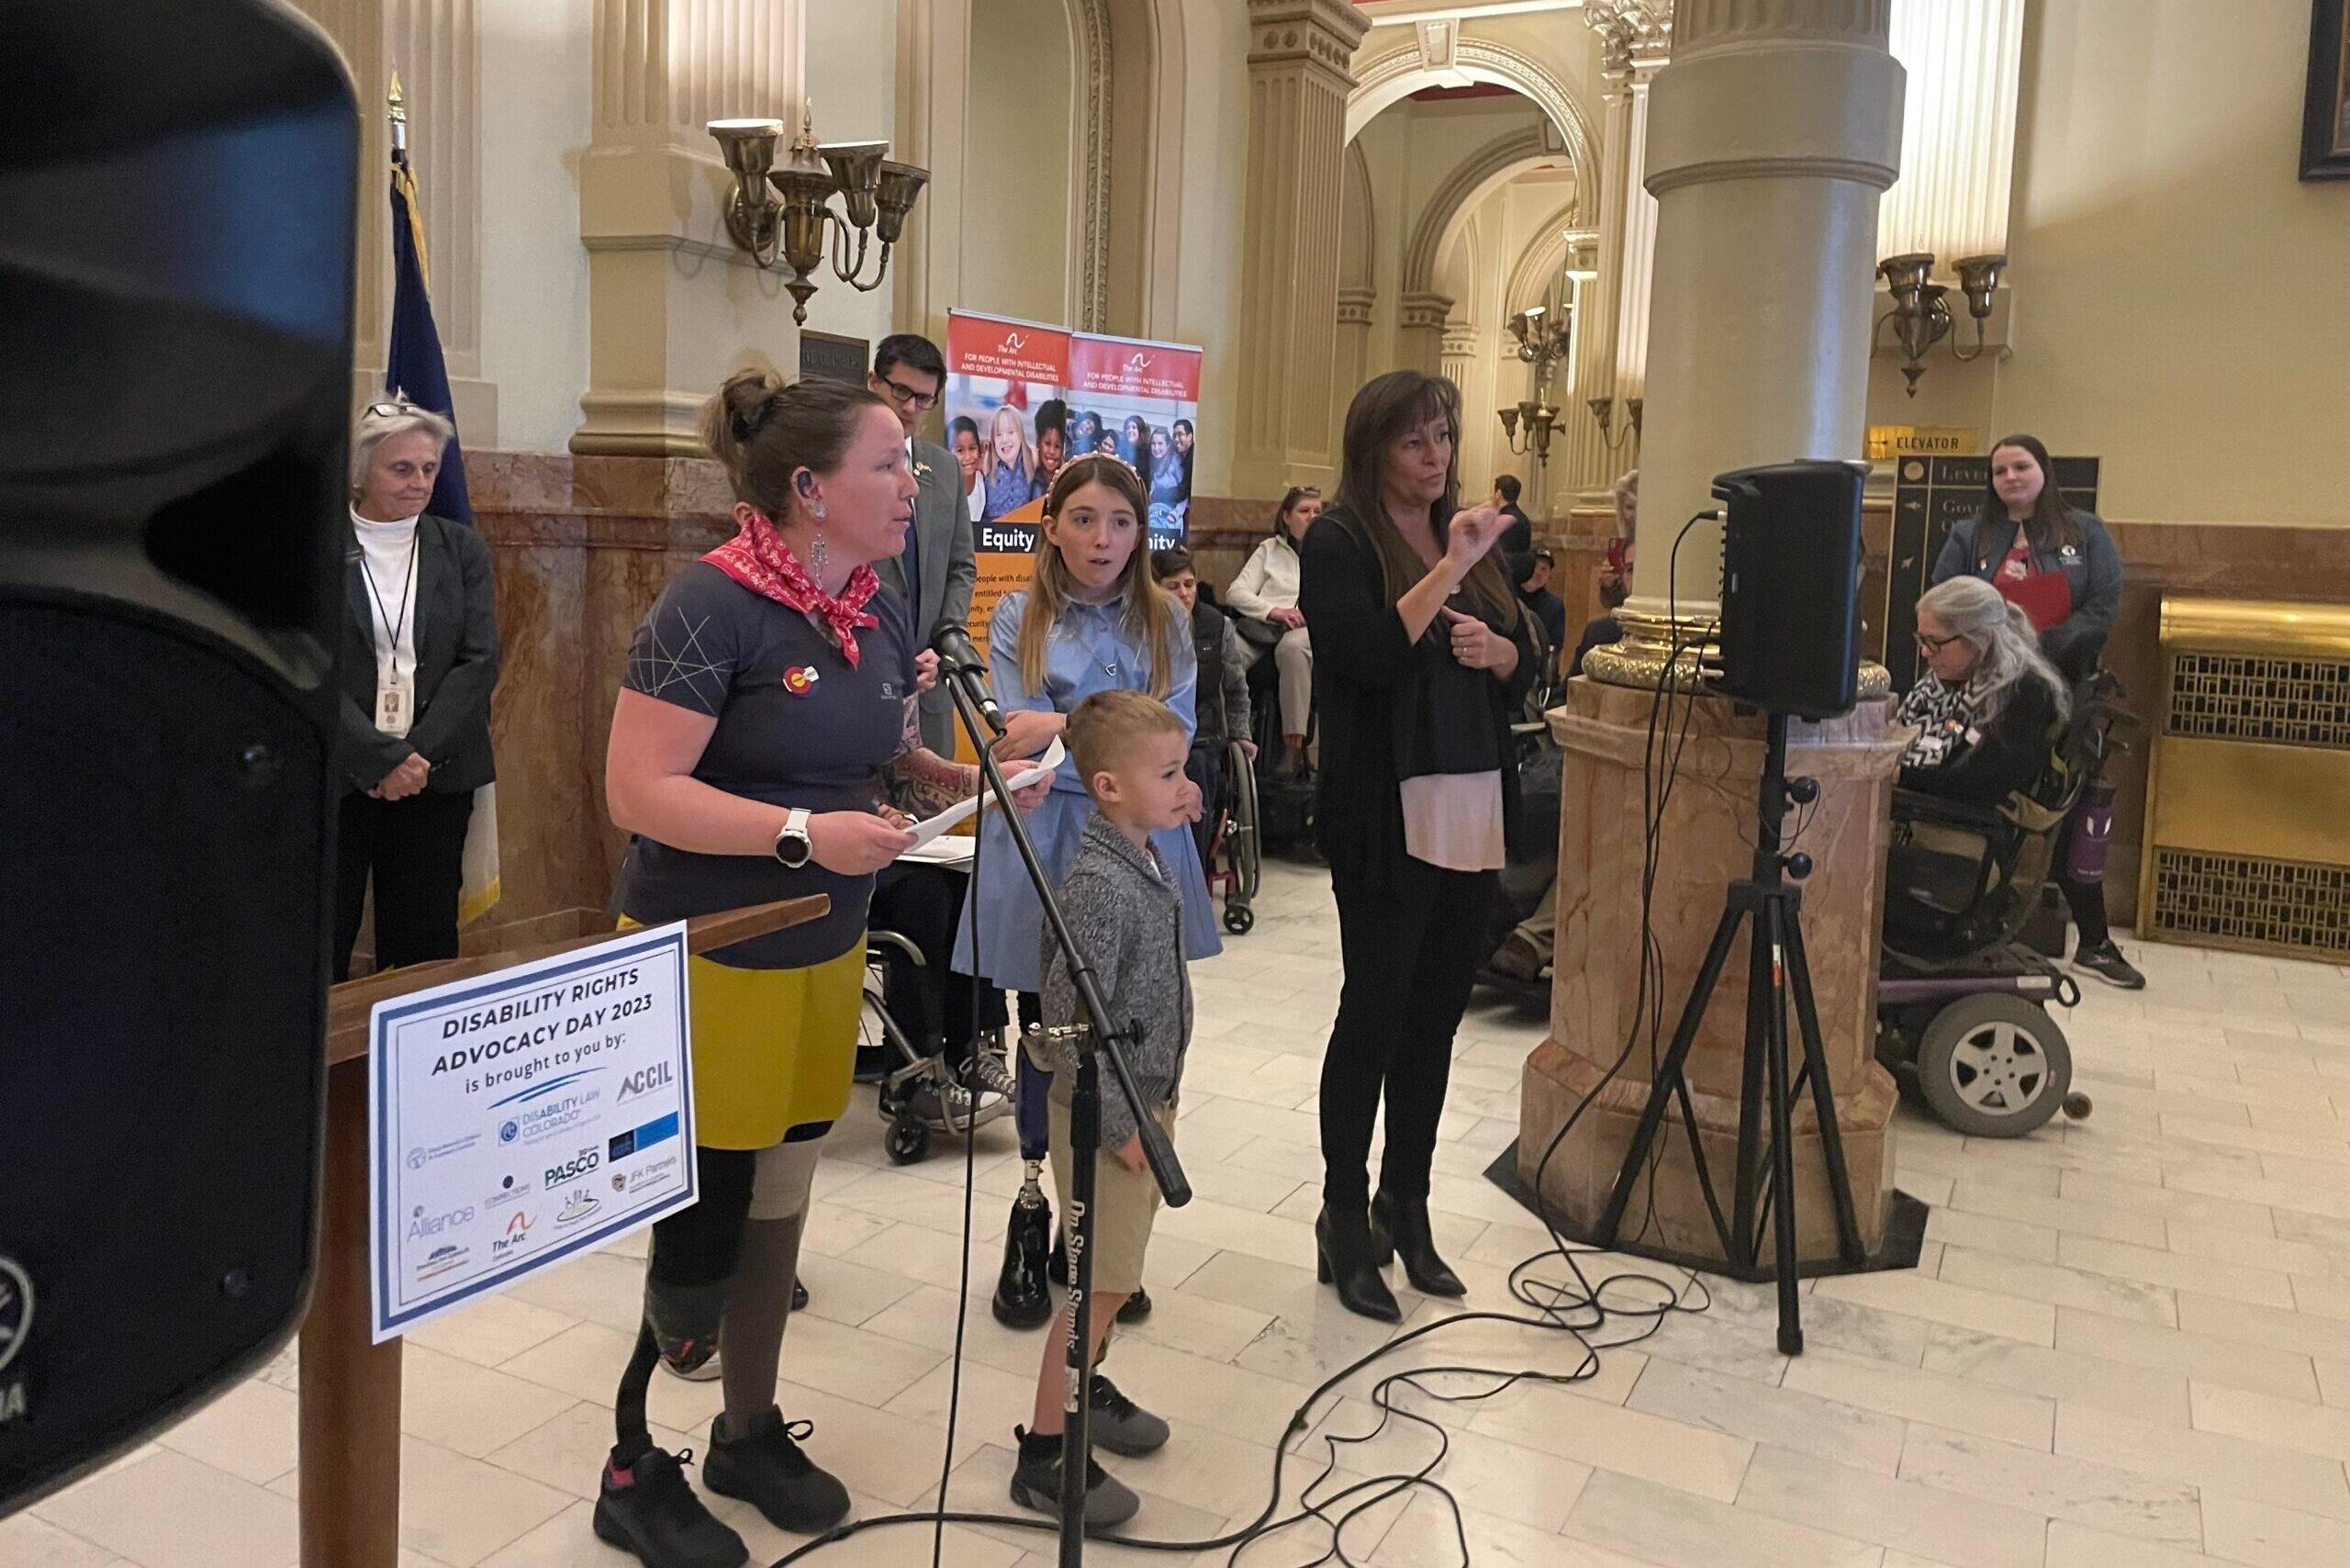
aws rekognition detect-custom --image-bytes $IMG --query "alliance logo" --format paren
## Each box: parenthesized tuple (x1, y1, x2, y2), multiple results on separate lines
(0, 1256, 32, 1378)
(557, 1189, 602, 1226)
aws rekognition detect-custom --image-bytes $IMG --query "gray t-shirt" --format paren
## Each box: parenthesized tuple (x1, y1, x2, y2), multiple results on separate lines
(615, 562, 915, 969)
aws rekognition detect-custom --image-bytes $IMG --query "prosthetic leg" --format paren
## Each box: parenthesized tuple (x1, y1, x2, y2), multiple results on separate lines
(993, 1042, 1057, 1328)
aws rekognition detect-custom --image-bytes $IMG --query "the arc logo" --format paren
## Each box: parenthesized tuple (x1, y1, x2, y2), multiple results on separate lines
(999, 331, 1027, 353)
(1126, 353, 1151, 370)
(0, 1255, 31, 1377)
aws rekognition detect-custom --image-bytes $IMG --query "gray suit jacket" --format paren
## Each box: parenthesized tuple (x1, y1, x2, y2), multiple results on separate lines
(878, 434, 978, 750)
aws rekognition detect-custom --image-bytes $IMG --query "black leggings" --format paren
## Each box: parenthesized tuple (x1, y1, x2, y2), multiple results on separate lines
(1318, 856, 1497, 1211)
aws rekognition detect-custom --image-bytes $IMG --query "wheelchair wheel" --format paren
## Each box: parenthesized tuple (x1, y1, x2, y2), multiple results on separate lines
(1224, 903, 1255, 935)
(885, 1113, 931, 1165)
(1916, 994, 2072, 1137)
(1225, 741, 1262, 897)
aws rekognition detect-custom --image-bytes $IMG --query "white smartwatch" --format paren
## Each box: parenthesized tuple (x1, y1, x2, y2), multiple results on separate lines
(774, 807, 814, 869)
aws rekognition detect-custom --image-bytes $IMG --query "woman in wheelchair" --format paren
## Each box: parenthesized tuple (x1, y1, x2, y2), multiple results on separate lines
(1225, 486, 1321, 772)
(1889, 577, 2070, 928)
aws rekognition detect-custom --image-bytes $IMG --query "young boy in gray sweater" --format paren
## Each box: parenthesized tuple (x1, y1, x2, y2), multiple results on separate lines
(1011, 689, 1199, 1530)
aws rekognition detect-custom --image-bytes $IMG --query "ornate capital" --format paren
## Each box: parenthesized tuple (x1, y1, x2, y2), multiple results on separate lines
(1583, 0, 1673, 83)
(1397, 290, 1454, 332)
(1336, 284, 1377, 327)
(1247, 0, 1371, 79)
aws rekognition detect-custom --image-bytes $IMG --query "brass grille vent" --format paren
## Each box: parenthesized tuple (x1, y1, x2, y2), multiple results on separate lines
(2140, 599, 2350, 961)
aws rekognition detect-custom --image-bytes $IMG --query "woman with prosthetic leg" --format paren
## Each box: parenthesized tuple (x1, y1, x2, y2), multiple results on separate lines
(593, 370, 1041, 1568)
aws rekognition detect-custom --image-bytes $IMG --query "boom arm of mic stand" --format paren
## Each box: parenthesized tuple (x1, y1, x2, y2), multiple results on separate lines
(941, 676, 1191, 1207)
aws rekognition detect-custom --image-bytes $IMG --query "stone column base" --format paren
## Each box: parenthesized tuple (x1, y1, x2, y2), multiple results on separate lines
(1516, 678, 1908, 1267)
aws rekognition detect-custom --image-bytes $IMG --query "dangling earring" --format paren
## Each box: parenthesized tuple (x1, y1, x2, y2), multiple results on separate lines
(809, 529, 829, 575)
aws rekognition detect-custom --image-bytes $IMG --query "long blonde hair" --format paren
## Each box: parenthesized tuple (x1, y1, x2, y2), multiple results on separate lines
(1016, 454, 1180, 700)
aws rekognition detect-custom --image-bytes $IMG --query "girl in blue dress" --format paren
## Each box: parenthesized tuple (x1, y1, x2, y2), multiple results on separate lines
(955, 452, 1221, 1329)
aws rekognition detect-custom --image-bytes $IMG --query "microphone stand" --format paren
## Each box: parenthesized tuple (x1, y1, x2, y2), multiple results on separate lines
(938, 665, 1190, 1566)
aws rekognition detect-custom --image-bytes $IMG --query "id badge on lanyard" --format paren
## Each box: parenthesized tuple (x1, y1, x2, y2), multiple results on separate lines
(376, 658, 417, 737)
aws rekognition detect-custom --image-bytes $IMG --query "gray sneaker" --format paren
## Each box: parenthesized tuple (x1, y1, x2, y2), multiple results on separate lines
(1087, 1375, 1169, 1456)
(1008, 1428, 1139, 1533)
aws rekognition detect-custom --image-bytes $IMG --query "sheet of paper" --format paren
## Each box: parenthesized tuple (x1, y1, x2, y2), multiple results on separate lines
(901, 739, 1064, 850)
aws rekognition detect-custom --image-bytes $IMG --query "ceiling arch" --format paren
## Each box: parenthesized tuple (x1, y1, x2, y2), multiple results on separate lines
(1401, 125, 1578, 300)
(1347, 35, 1597, 197)
(1505, 199, 1582, 318)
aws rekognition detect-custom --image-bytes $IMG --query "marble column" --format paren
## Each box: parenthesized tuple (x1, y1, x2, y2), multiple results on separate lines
(1587, 0, 1904, 680)
(1228, 0, 1371, 497)
(1521, 0, 1910, 1270)
(574, 0, 805, 455)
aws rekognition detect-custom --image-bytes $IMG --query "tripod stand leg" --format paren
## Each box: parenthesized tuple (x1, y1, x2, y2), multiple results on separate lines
(1784, 914, 1864, 1264)
(1731, 907, 1774, 1268)
(1595, 903, 1747, 1249)
(1762, 900, 1804, 1355)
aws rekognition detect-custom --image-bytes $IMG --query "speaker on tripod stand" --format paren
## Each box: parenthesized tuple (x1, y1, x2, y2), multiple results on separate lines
(1591, 460, 1875, 1355)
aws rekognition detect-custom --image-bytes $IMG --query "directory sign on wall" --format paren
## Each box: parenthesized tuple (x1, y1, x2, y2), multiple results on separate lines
(368, 924, 696, 1341)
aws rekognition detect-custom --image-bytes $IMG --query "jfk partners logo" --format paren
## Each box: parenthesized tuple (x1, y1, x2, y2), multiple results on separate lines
(615, 1060, 674, 1107)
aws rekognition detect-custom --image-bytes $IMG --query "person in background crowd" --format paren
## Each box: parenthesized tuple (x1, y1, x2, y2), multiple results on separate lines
(1121, 413, 1151, 483)
(1491, 473, 1532, 563)
(596, 371, 1042, 1568)
(1897, 577, 2071, 804)
(949, 414, 985, 523)
(1225, 485, 1321, 771)
(334, 398, 500, 982)
(1516, 546, 1567, 684)
(1152, 545, 1254, 871)
(866, 333, 975, 752)
(1931, 433, 2141, 990)
(1097, 430, 1121, 458)
(1300, 370, 1533, 1322)
(983, 404, 1040, 520)
(1572, 468, 1637, 678)
(1070, 408, 1102, 461)
(865, 333, 992, 1132)
(1034, 398, 1069, 492)
(957, 454, 1220, 1333)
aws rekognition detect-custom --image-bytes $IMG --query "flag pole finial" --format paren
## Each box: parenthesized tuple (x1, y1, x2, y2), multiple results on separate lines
(388, 71, 407, 154)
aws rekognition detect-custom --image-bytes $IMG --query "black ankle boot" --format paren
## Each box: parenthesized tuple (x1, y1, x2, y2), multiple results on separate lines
(1315, 1204, 1400, 1323)
(1046, 1230, 1068, 1288)
(1371, 1190, 1464, 1297)
(992, 1189, 1055, 1329)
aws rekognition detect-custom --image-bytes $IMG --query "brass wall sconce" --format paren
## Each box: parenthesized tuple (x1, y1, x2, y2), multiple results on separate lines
(1874, 251, 2005, 397)
(708, 106, 929, 325)
(1505, 304, 1573, 379)
(1587, 395, 1642, 451)
(1500, 399, 1560, 460)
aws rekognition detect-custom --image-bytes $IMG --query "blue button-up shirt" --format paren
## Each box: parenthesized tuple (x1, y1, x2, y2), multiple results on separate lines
(983, 459, 1042, 521)
(952, 587, 1222, 991)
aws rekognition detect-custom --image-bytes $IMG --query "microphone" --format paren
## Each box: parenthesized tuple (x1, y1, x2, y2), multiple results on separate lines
(931, 622, 1004, 734)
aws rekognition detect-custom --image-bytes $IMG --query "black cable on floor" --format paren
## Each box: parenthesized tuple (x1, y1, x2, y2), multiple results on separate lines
(783, 527, 1728, 1566)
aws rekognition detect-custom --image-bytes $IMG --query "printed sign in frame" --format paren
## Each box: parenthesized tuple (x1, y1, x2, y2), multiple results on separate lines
(368, 924, 696, 1341)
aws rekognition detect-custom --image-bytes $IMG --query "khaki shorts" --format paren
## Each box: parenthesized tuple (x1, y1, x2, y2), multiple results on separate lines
(1046, 1096, 1177, 1298)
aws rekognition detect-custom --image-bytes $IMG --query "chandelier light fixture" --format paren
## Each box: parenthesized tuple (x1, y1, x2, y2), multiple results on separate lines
(708, 106, 929, 325)
(1874, 251, 2007, 397)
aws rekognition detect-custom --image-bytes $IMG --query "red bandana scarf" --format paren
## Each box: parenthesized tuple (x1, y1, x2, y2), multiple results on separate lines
(702, 510, 881, 668)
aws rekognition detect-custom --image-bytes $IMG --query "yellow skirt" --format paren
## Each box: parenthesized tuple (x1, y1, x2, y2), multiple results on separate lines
(621, 922, 867, 1150)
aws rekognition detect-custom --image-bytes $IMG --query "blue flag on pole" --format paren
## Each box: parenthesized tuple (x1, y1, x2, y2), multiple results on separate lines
(385, 122, 498, 923)
(386, 144, 474, 523)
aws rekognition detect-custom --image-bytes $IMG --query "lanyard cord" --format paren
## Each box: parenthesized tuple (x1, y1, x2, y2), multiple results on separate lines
(360, 527, 420, 657)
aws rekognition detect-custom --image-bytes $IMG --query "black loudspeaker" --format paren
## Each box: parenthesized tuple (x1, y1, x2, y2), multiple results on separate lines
(1710, 460, 1869, 721)
(0, 2, 357, 1512)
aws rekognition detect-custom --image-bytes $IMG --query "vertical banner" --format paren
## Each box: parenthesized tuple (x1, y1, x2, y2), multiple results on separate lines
(945, 310, 1203, 660)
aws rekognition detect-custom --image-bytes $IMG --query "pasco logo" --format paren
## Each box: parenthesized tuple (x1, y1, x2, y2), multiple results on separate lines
(615, 1060, 674, 1107)
(0, 1255, 32, 1379)
(557, 1189, 602, 1226)
(543, 1147, 600, 1187)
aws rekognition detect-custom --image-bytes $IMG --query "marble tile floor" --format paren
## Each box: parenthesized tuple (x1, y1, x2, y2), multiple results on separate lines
(8, 859, 2349, 1568)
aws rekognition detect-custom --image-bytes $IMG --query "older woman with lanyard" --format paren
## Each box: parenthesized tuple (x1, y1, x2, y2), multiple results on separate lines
(334, 398, 499, 981)
(1931, 433, 2142, 990)
(1301, 370, 1532, 1322)
(592, 372, 1042, 1568)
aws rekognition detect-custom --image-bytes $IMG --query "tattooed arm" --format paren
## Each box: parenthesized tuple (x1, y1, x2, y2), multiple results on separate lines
(884, 696, 980, 819)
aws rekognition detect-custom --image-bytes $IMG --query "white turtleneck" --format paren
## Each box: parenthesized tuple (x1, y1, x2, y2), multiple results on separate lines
(352, 508, 421, 718)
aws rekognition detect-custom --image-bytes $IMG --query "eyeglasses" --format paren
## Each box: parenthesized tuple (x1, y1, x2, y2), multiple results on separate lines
(878, 377, 940, 412)
(1914, 630, 1964, 654)
(364, 400, 424, 420)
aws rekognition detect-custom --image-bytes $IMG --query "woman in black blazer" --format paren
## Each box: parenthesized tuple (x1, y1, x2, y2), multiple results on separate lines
(334, 399, 500, 980)
(1298, 370, 1534, 1322)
